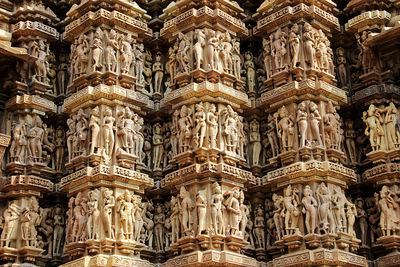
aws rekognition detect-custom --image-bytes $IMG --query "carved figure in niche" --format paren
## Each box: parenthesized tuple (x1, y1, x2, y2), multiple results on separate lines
(65, 197, 74, 244)
(356, 31, 375, 73)
(297, 101, 308, 148)
(153, 123, 163, 170)
(303, 22, 316, 69)
(154, 204, 165, 251)
(76, 109, 88, 156)
(72, 192, 87, 242)
(282, 185, 300, 235)
(176, 32, 190, 74)
(336, 47, 347, 87)
(117, 107, 133, 154)
(37, 207, 53, 255)
(288, 23, 300, 69)
(346, 201, 357, 236)
(272, 193, 284, 240)
(168, 42, 178, 84)
(55, 127, 65, 171)
(101, 107, 115, 159)
(362, 104, 384, 151)
(153, 52, 164, 94)
(1, 200, 21, 247)
(327, 46, 335, 75)
(143, 51, 153, 93)
(355, 198, 368, 246)
(245, 208, 254, 246)
(21, 197, 41, 247)
(211, 182, 224, 235)
(193, 103, 207, 148)
(266, 114, 279, 157)
(91, 27, 103, 72)
(253, 205, 265, 248)
(224, 187, 242, 236)
(9, 120, 27, 162)
(133, 196, 144, 242)
(262, 38, 273, 80)
(205, 30, 219, 71)
(344, 120, 357, 164)
(384, 102, 400, 150)
(237, 117, 247, 159)
(143, 208, 154, 248)
(47, 51, 57, 93)
(193, 29, 206, 69)
(42, 124, 55, 167)
(207, 104, 219, 149)
(27, 117, 44, 164)
(316, 183, 336, 234)
(309, 101, 323, 146)
(135, 116, 145, 160)
(101, 188, 115, 239)
(222, 105, 238, 153)
(119, 33, 134, 75)
(196, 190, 207, 235)
(275, 105, 294, 151)
(135, 43, 145, 84)
(271, 28, 287, 72)
(117, 190, 135, 240)
(52, 205, 65, 256)
(366, 197, 381, 243)
(69, 39, 78, 80)
(104, 29, 119, 73)
(221, 32, 233, 73)
(87, 189, 100, 240)
(170, 196, 180, 243)
(66, 116, 76, 162)
(179, 186, 195, 236)
(171, 109, 179, 156)
(302, 185, 318, 234)
(332, 188, 348, 232)
(315, 30, 329, 72)
(76, 35, 89, 76)
(249, 120, 261, 165)
(376, 186, 400, 236)
(239, 191, 248, 235)
(244, 51, 256, 94)
(232, 39, 241, 80)
(31, 40, 50, 84)
(89, 106, 100, 155)
(178, 105, 193, 153)
(324, 102, 340, 149)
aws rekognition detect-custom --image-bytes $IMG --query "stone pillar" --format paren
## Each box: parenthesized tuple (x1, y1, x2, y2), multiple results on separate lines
(58, 1, 154, 266)
(159, 1, 258, 266)
(253, 1, 367, 266)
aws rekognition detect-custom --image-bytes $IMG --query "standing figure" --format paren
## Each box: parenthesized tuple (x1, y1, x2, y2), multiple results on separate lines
(205, 30, 219, 70)
(207, 104, 219, 149)
(76, 109, 88, 156)
(210, 182, 224, 235)
(303, 23, 316, 69)
(55, 127, 65, 172)
(262, 38, 273, 79)
(244, 51, 256, 93)
(224, 187, 242, 236)
(179, 186, 195, 236)
(170, 196, 180, 243)
(193, 29, 206, 69)
(87, 189, 100, 240)
(302, 185, 318, 234)
(193, 103, 207, 148)
(271, 28, 287, 72)
(27, 117, 45, 163)
(102, 188, 115, 239)
(119, 34, 134, 74)
(52, 205, 65, 256)
(336, 47, 347, 87)
(154, 204, 165, 251)
(282, 185, 300, 235)
(316, 183, 336, 234)
(9, 120, 27, 162)
(297, 101, 308, 147)
(152, 123, 164, 170)
(1, 200, 21, 247)
(362, 104, 384, 151)
(355, 198, 368, 246)
(91, 28, 103, 72)
(346, 201, 357, 236)
(288, 24, 300, 69)
(104, 29, 119, 73)
(176, 32, 190, 74)
(153, 52, 164, 94)
(232, 40, 241, 80)
(249, 120, 261, 165)
(309, 101, 323, 146)
(272, 193, 284, 240)
(177, 105, 193, 153)
(275, 105, 295, 151)
(384, 102, 399, 150)
(323, 102, 340, 149)
(344, 120, 357, 164)
(253, 206, 265, 248)
(117, 190, 135, 240)
(101, 107, 115, 159)
(89, 106, 100, 155)
(196, 190, 207, 235)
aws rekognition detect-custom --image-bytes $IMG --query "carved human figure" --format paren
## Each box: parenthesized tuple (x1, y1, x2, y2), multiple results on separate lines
(196, 190, 207, 235)
(170, 196, 180, 243)
(193, 29, 206, 69)
(239, 191, 248, 235)
(54, 127, 65, 172)
(179, 186, 194, 236)
(282, 185, 300, 235)
(244, 51, 256, 93)
(104, 29, 119, 73)
(75, 34, 89, 76)
(221, 32, 233, 73)
(309, 101, 323, 146)
(65, 197, 74, 244)
(76, 109, 88, 156)
(21, 197, 41, 247)
(153, 123, 164, 170)
(323, 101, 340, 149)
(1, 200, 21, 247)
(375, 186, 400, 236)
(87, 189, 100, 239)
(272, 193, 284, 240)
(52, 205, 65, 256)
(91, 27, 103, 72)
(344, 120, 357, 164)
(355, 198, 368, 246)
(262, 38, 273, 80)
(297, 101, 308, 148)
(72, 192, 87, 242)
(210, 182, 224, 235)
(66, 116, 76, 162)
(253, 205, 265, 248)
(316, 183, 336, 234)
(100, 188, 114, 239)
(117, 190, 135, 240)
(223, 105, 238, 153)
(384, 102, 399, 150)
(336, 47, 347, 87)
(232, 39, 241, 79)
(57, 52, 68, 95)
(315, 30, 329, 72)
(27, 117, 44, 163)
(362, 104, 384, 151)
(302, 185, 318, 234)
(356, 31, 375, 73)
(135, 43, 145, 84)
(288, 23, 300, 69)
(206, 104, 219, 149)
(271, 28, 287, 72)
(193, 103, 207, 148)
(9, 120, 27, 162)
(154, 204, 165, 251)
(153, 52, 164, 94)
(249, 120, 261, 165)
(133, 196, 144, 242)
(332, 188, 348, 232)
(89, 106, 100, 155)
(224, 187, 242, 236)
(177, 105, 193, 153)
(31, 40, 50, 83)
(143, 51, 153, 93)
(303, 22, 316, 69)
(275, 105, 295, 151)
(346, 201, 357, 236)
(168, 42, 178, 84)
(176, 32, 190, 74)
(120, 33, 134, 75)
(205, 30, 219, 71)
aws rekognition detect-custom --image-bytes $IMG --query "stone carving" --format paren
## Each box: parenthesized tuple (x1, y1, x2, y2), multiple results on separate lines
(179, 186, 195, 237)
(87, 189, 100, 240)
(196, 190, 207, 235)
(31, 40, 50, 84)
(250, 120, 261, 166)
(153, 123, 164, 170)
(154, 204, 165, 251)
(102, 188, 115, 239)
(211, 182, 224, 235)
(316, 183, 336, 234)
(302, 185, 318, 234)
(223, 187, 242, 236)
(27, 116, 44, 164)
(0, 200, 21, 247)
(52, 205, 65, 256)
(245, 51, 256, 94)
(275, 105, 294, 151)
(153, 52, 164, 94)
(336, 47, 347, 87)
(9, 120, 27, 163)
(253, 205, 265, 248)
(282, 185, 300, 235)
